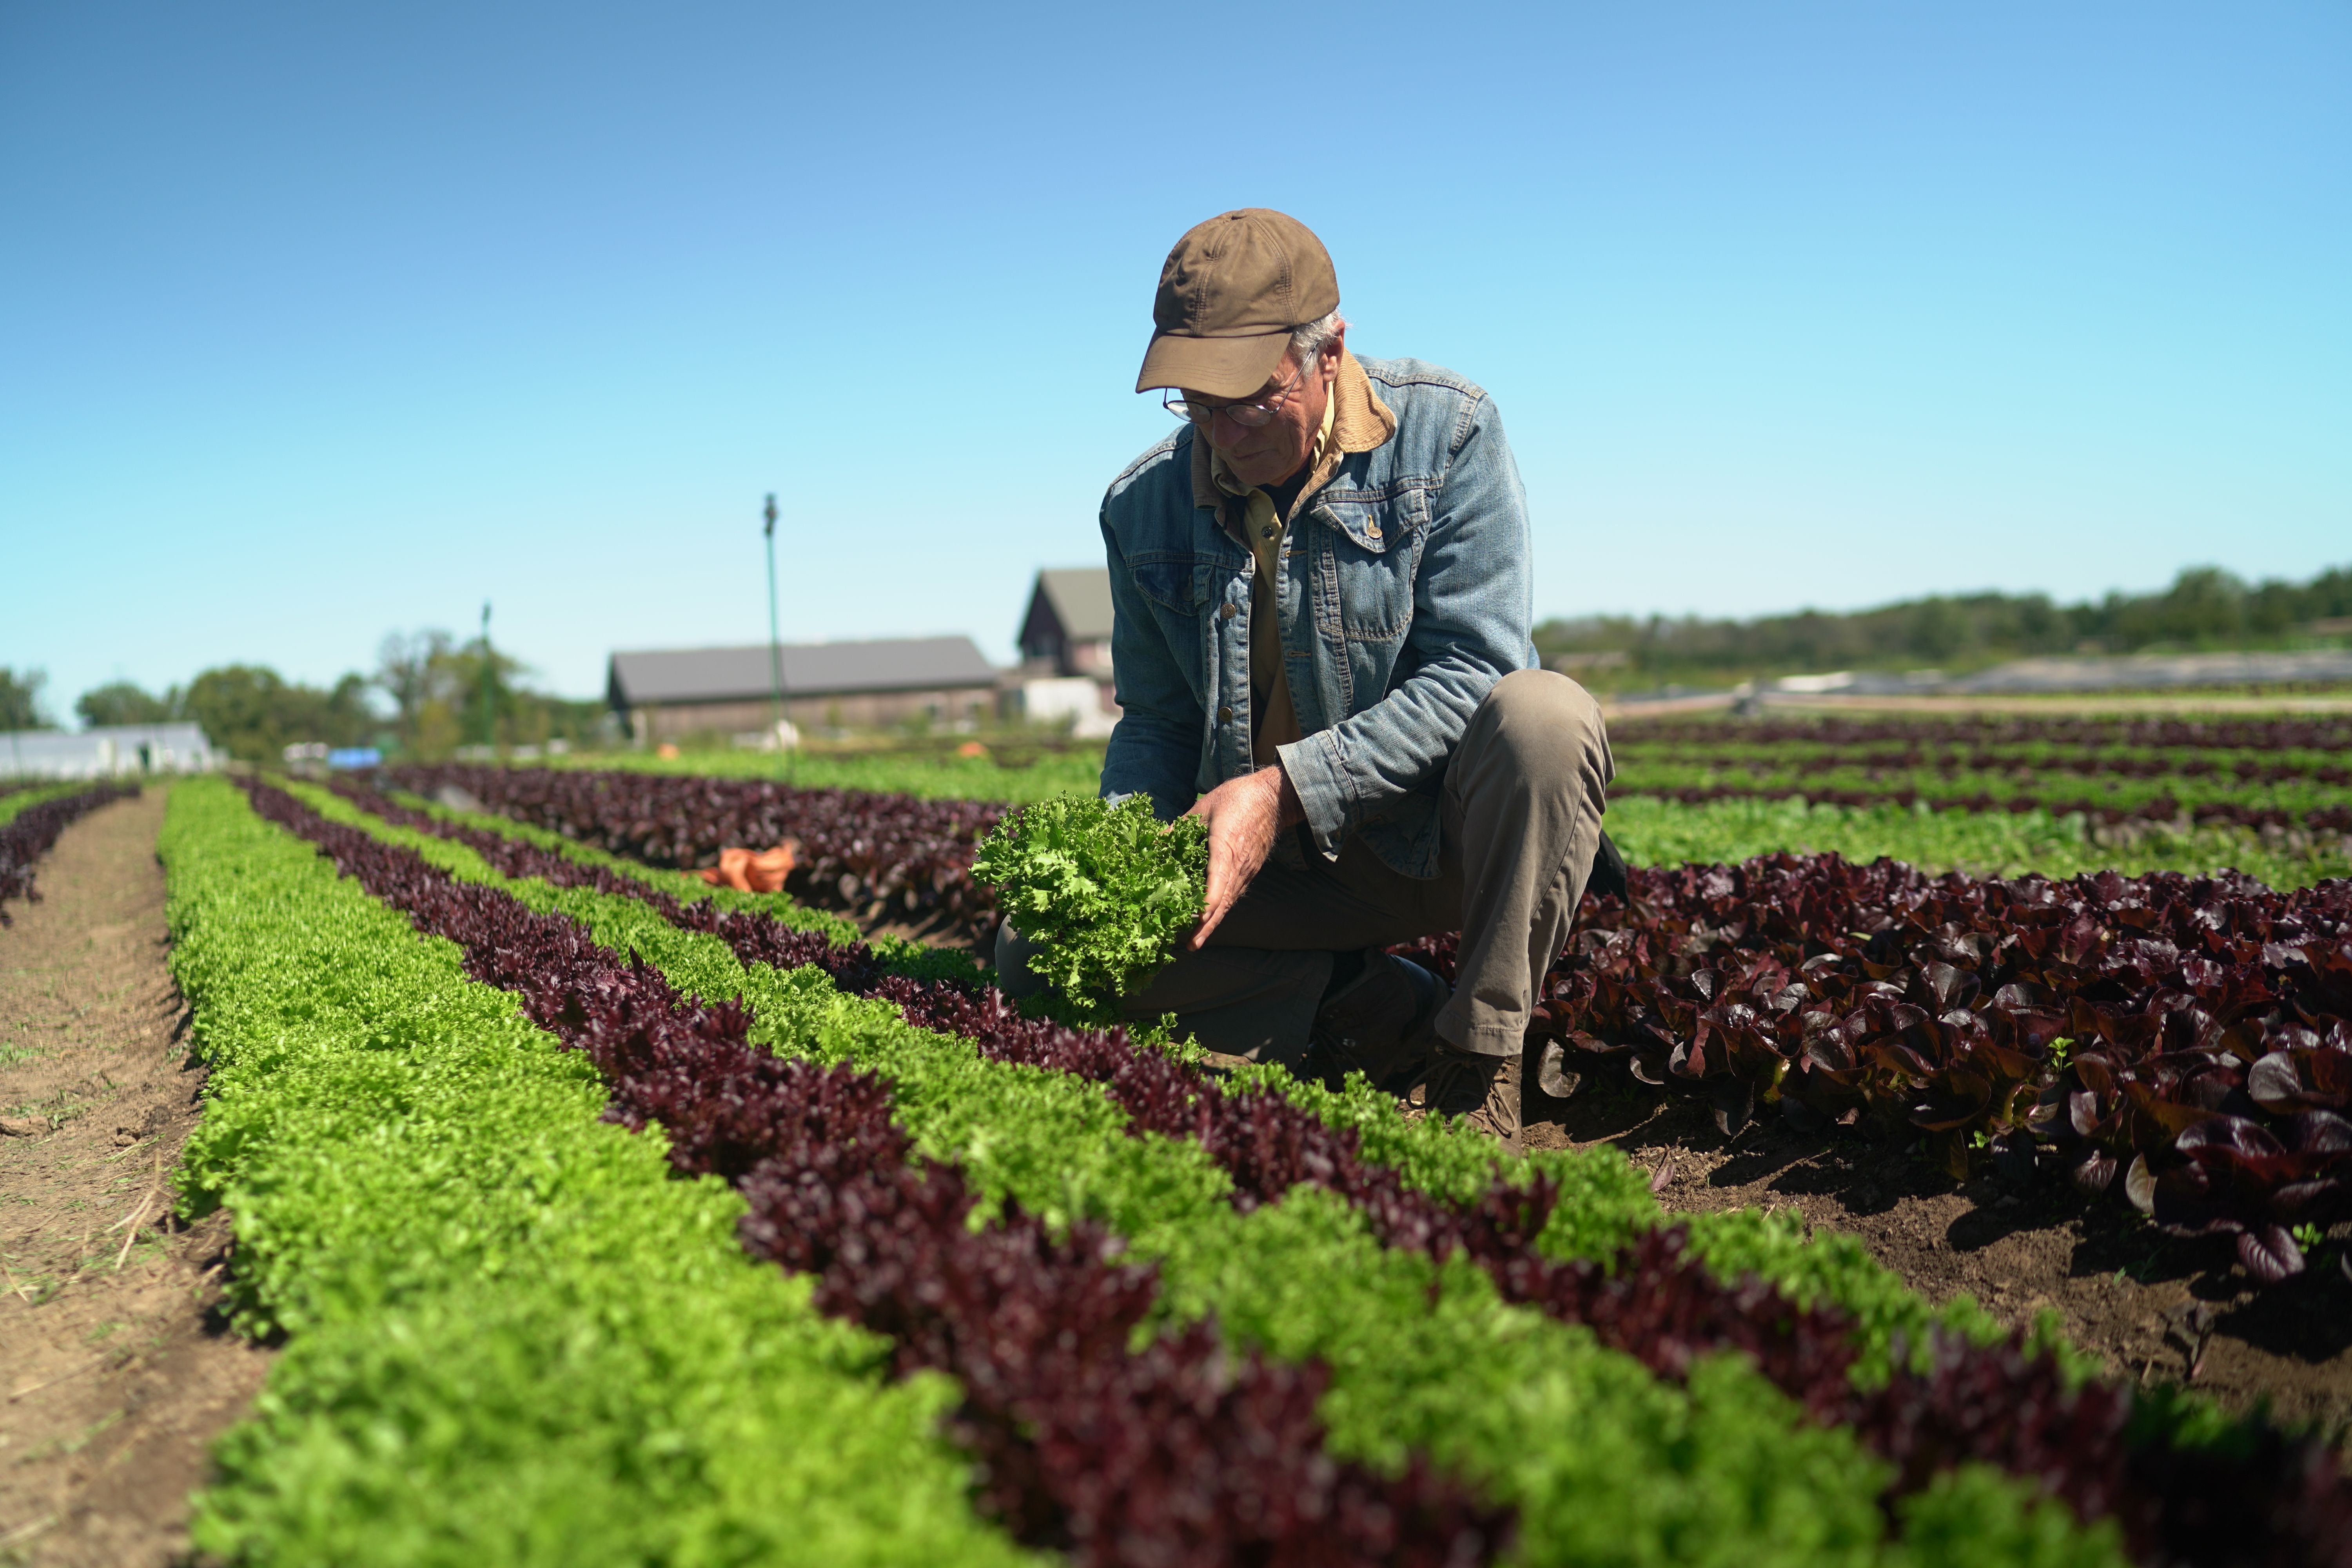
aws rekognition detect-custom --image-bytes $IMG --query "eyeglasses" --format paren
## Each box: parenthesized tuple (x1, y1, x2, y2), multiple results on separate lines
(1163, 361, 1307, 428)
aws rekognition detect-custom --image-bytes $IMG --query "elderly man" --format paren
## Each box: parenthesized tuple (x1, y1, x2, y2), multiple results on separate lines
(1000, 208, 1614, 1149)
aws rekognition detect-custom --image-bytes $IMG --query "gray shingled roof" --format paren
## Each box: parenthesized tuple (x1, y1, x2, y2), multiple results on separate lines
(608, 637, 999, 707)
(1034, 567, 1115, 642)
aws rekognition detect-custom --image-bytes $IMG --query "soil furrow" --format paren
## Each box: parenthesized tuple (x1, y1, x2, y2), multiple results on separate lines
(0, 788, 267, 1568)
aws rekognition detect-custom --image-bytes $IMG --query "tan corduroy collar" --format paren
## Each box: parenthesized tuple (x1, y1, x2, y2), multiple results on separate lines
(1190, 349, 1396, 517)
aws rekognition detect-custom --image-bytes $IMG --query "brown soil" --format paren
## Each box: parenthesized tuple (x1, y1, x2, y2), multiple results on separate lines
(1521, 1060, 2352, 1447)
(862, 907, 987, 954)
(0, 789, 268, 1567)
(1602, 692, 2352, 719)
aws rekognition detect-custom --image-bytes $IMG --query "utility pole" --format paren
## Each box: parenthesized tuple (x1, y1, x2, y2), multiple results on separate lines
(479, 601, 495, 753)
(763, 494, 785, 746)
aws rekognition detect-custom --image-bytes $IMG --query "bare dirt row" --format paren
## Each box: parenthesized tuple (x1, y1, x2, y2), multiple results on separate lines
(0, 791, 266, 1568)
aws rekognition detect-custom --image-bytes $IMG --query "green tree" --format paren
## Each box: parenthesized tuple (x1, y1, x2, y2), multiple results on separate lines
(2137, 566, 2247, 647)
(76, 681, 178, 728)
(442, 639, 526, 750)
(181, 665, 378, 762)
(0, 667, 49, 730)
(2011, 593, 2062, 648)
(376, 629, 457, 758)
(1906, 597, 1968, 663)
(2305, 566, 2352, 622)
(370, 628, 606, 760)
(1534, 559, 2352, 686)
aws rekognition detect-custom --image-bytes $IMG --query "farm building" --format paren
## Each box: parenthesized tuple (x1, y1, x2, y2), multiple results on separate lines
(2, 722, 220, 779)
(607, 637, 1001, 743)
(1017, 568, 1114, 683)
(1015, 567, 1121, 735)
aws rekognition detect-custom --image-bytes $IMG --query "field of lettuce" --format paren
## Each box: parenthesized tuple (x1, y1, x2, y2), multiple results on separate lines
(1605, 714, 2352, 853)
(61, 708, 2348, 1564)
(383, 718, 2352, 1284)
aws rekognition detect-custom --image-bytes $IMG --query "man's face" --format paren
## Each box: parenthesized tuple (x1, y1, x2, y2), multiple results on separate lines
(1184, 331, 1343, 490)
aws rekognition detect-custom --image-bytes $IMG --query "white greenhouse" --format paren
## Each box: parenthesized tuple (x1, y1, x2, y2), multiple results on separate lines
(1, 723, 222, 779)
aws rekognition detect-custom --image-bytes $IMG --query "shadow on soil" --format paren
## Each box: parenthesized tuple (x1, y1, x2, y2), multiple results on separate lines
(1520, 1051, 2352, 1444)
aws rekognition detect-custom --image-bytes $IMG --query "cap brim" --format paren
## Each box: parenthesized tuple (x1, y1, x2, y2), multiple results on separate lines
(1134, 329, 1291, 398)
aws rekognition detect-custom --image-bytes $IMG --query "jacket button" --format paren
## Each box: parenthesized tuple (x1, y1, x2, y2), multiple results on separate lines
(1218, 705, 1233, 722)
(1220, 603, 1236, 620)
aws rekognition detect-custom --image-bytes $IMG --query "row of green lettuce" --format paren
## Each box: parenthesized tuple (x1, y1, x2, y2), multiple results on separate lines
(267, 774, 2134, 1566)
(164, 777, 1040, 1566)
(1599, 794, 2350, 887)
(1608, 735, 2350, 771)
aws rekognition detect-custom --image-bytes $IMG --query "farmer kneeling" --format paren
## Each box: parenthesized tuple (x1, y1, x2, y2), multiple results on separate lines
(998, 209, 1614, 1150)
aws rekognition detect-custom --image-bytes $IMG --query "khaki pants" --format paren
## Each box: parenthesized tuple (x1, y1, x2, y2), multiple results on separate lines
(996, 670, 1614, 1068)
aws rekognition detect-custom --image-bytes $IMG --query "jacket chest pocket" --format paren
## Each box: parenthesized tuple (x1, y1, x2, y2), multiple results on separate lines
(1130, 552, 1241, 699)
(1131, 554, 1212, 615)
(1306, 486, 1429, 644)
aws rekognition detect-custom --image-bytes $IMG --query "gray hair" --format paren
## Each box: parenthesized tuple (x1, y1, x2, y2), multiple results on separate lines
(1288, 309, 1345, 372)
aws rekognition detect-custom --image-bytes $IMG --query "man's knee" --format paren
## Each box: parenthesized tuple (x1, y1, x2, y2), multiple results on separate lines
(1468, 669, 1612, 785)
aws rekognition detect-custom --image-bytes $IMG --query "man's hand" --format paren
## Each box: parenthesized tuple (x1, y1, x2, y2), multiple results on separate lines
(1183, 764, 1305, 950)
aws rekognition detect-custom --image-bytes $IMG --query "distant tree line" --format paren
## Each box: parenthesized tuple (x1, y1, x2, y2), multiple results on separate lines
(1535, 563, 2352, 688)
(2, 630, 608, 763)
(0, 668, 49, 732)
(370, 629, 608, 762)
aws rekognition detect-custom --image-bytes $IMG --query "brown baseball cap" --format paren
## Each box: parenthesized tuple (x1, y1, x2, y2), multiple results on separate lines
(1134, 209, 1340, 398)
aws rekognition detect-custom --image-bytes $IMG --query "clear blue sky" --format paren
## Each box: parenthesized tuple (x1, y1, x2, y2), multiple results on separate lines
(4, 0, 2346, 714)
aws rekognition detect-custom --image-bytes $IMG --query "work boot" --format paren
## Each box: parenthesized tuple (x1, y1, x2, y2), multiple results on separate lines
(1423, 1047, 1522, 1152)
(1300, 950, 1446, 1096)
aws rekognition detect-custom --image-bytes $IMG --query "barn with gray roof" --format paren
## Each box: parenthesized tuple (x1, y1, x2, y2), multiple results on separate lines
(606, 636, 1000, 742)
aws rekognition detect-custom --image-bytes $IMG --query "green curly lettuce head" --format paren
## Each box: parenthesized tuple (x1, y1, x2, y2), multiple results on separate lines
(971, 794, 1209, 1013)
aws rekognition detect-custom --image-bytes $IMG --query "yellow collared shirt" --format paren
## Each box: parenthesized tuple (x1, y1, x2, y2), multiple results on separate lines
(1209, 386, 1339, 762)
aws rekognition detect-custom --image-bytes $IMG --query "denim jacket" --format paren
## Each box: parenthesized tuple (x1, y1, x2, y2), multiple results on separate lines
(1098, 354, 1536, 878)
